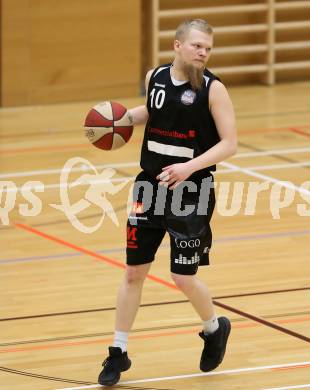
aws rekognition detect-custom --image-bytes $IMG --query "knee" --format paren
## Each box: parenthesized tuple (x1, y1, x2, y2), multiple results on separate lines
(171, 273, 195, 292)
(125, 265, 149, 285)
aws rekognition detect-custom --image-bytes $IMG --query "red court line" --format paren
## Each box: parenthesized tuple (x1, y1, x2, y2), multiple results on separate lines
(272, 363, 310, 371)
(237, 124, 310, 135)
(1, 316, 310, 354)
(238, 127, 291, 135)
(288, 127, 310, 138)
(0, 143, 90, 154)
(2, 124, 309, 154)
(13, 222, 178, 291)
(13, 222, 309, 344)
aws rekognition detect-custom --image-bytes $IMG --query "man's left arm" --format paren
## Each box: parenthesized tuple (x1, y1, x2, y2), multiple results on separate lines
(191, 80, 238, 170)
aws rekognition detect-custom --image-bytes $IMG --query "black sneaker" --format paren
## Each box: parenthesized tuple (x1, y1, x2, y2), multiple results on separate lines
(98, 346, 131, 386)
(199, 316, 231, 372)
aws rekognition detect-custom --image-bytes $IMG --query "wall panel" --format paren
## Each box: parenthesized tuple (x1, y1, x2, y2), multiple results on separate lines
(1, 0, 141, 106)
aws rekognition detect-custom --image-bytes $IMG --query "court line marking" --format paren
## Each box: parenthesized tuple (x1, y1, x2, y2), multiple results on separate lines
(1, 229, 310, 265)
(225, 146, 310, 158)
(238, 110, 309, 119)
(12, 222, 178, 291)
(237, 124, 310, 135)
(0, 124, 309, 155)
(1, 147, 310, 179)
(0, 143, 90, 154)
(1, 161, 310, 185)
(1, 311, 309, 343)
(289, 127, 310, 138)
(54, 362, 310, 390)
(3, 177, 136, 192)
(241, 162, 309, 171)
(262, 385, 310, 390)
(2, 160, 310, 193)
(213, 300, 309, 342)
(221, 161, 310, 196)
(0, 162, 139, 179)
(12, 223, 310, 345)
(1, 315, 309, 353)
(0, 366, 95, 386)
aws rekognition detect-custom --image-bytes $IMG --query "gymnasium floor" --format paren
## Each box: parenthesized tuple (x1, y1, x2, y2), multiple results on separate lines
(0, 81, 309, 389)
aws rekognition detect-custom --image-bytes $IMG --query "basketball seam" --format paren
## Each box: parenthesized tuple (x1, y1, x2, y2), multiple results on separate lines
(111, 101, 126, 121)
(93, 109, 114, 124)
(87, 108, 113, 127)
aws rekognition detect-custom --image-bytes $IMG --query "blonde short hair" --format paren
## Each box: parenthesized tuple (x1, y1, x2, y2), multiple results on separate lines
(175, 19, 213, 41)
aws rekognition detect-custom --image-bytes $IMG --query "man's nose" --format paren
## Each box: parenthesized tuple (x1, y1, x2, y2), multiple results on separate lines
(198, 48, 207, 57)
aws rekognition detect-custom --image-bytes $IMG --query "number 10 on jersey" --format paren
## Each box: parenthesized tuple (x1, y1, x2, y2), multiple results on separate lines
(150, 88, 166, 109)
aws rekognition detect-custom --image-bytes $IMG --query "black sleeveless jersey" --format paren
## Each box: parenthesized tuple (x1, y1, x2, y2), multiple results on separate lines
(140, 63, 221, 181)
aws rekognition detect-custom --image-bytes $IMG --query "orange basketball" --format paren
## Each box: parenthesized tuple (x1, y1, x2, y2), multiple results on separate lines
(84, 101, 133, 150)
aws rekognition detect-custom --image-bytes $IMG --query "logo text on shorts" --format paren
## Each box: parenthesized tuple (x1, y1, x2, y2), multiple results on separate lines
(175, 238, 201, 249)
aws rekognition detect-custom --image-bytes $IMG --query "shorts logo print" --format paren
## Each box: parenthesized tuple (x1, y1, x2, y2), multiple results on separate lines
(175, 238, 201, 249)
(127, 226, 138, 249)
(174, 252, 200, 265)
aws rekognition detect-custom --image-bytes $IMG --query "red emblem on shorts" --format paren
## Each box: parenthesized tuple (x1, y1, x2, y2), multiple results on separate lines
(127, 226, 138, 249)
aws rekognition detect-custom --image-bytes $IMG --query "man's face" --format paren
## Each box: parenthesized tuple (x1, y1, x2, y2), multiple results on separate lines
(174, 28, 213, 69)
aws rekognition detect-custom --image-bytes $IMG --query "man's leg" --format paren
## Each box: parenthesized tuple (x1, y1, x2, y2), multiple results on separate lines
(171, 273, 215, 320)
(115, 263, 152, 332)
(171, 273, 231, 372)
(98, 263, 151, 386)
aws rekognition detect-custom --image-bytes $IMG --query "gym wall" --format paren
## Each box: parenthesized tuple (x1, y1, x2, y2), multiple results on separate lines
(0, 0, 141, 107)
(1, 0, 310, 107)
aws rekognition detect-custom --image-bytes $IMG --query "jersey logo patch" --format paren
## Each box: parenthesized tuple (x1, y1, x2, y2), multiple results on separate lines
(181, 90, 196, 105)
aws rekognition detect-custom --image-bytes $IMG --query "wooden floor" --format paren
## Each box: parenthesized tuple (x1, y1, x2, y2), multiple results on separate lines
(0, 82, 309, 390)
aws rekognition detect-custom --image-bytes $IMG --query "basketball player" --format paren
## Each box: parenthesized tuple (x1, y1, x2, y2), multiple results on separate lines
(98, 19, 237, 386)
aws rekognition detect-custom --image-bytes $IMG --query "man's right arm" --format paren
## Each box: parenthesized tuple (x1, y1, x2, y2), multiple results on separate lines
(128, 69, 153, 125)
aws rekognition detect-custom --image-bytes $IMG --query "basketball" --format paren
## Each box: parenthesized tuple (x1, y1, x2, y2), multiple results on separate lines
(84, 101, 133, 150)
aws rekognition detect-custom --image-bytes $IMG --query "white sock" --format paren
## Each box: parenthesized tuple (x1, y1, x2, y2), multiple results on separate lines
(113, 331, 129, 352)
(203, 315, 219, 335)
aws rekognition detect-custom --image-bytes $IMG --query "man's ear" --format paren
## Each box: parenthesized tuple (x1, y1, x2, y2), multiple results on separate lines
(174, 39, 181, 51)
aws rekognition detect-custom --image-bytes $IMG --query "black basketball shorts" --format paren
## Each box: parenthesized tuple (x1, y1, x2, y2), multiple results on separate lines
(126, 171, 215, 275)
